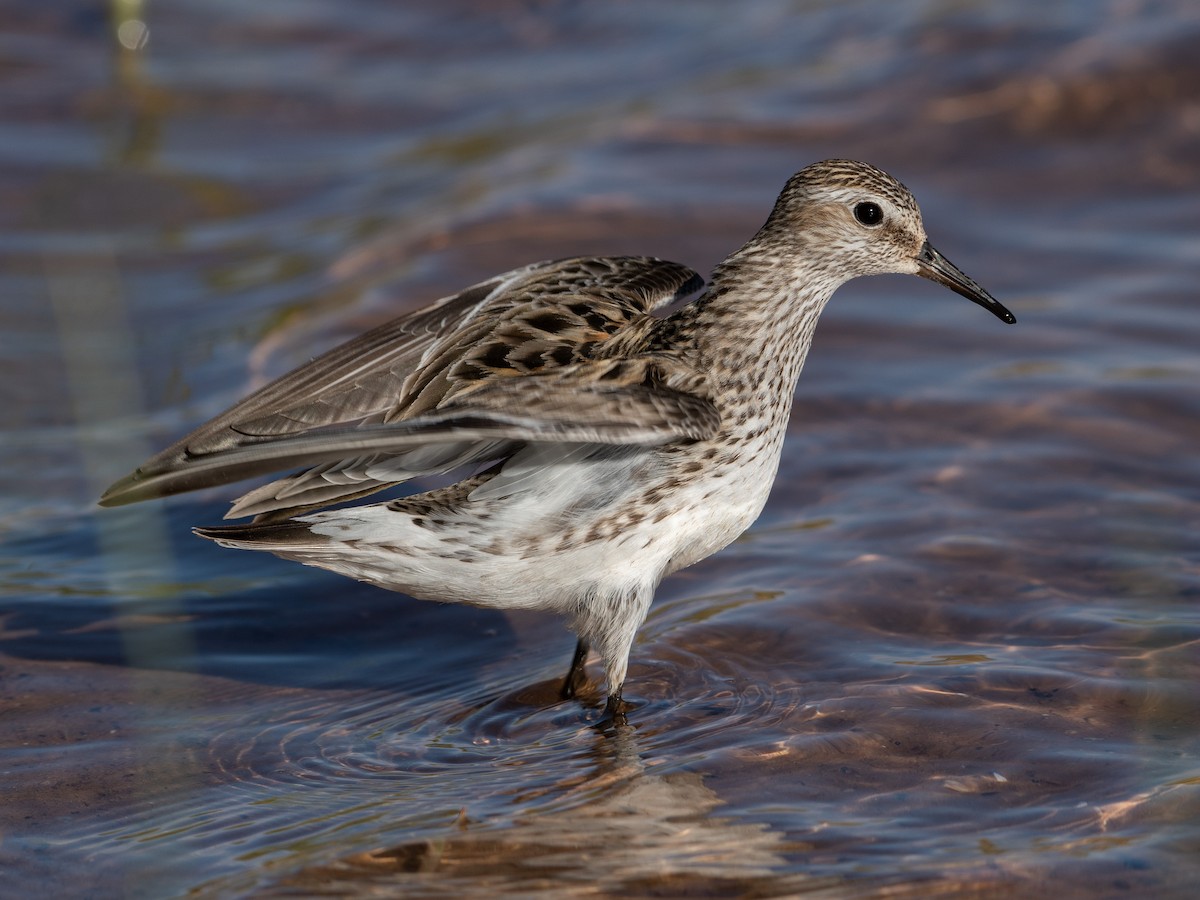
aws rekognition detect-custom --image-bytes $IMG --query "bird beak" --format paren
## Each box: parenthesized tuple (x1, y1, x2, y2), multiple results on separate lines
(916, 241, 1015, 324)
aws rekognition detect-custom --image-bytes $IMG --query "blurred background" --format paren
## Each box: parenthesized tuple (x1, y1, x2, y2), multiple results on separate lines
(2, 1, 1198, 896)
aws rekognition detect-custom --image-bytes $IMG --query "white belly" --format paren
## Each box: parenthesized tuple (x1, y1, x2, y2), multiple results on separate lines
(298, 434, 784, 612)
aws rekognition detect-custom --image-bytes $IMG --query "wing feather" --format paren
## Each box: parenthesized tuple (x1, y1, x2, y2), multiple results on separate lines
(100, 379, 718, 507)
(99, 256, 707, 514)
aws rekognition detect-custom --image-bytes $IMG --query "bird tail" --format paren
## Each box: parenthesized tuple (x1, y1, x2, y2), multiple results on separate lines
(193, 520, 326, 552)
(193, 515, 455, 603)
(193, 519, 376, 586)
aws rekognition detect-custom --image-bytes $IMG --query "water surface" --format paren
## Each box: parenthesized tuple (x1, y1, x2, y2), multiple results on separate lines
(2, 1, 1199, 896)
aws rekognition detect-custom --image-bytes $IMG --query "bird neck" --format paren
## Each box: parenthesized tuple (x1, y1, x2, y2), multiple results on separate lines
(666, 239, 847, 405)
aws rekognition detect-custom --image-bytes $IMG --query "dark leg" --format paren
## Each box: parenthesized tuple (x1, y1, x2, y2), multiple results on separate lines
(560, 639, 590, 700)
(602, 686, 628, 726)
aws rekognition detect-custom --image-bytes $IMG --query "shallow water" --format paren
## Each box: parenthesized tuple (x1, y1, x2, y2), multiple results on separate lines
(3, 0, 1200, 896)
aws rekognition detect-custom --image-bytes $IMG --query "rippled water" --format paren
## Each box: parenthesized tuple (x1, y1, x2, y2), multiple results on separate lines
(3, 1, 1199, 896)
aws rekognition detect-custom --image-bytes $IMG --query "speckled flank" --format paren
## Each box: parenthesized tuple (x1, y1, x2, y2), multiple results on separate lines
(112, 160, 1013, 711)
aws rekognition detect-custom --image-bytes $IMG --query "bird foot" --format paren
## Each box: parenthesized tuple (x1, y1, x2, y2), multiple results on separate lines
(599, 690, 629, 727)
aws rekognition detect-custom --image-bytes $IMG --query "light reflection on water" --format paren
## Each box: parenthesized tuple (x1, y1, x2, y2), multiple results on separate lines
(3, 0, 1200, 896)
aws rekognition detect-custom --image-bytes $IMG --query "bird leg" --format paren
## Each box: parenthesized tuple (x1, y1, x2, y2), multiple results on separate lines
(603, 686, 629, 726)
(560, 639, 590, 700)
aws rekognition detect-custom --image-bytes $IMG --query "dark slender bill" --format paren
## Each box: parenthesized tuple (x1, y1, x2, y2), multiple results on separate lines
(916, 241, 1016, 324)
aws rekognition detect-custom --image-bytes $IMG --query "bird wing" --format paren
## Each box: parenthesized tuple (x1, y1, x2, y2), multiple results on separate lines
(99, 256, 707, 513)
(101, 356, 719, 507)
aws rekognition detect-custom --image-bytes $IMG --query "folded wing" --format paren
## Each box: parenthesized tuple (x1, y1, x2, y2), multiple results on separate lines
(99, 257, 709, 517)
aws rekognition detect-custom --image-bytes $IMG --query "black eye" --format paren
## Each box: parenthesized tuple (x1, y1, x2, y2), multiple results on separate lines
(854, 202, 883, 226)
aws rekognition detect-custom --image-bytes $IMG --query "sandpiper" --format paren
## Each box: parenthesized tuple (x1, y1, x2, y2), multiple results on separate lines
(100, 160, 1014, 718)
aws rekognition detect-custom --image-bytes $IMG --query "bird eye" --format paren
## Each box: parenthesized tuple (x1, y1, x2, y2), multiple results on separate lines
(854, 202, 883, 227)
